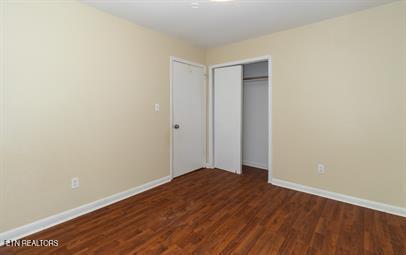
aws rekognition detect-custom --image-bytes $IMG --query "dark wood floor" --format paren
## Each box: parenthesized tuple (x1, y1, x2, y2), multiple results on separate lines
(1, 167, 405, 255)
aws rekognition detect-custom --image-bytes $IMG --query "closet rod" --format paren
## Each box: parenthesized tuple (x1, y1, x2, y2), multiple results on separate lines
(243, 75, 268, 81)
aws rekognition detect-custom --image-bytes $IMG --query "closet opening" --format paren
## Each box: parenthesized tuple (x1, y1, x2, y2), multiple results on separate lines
(209, 56, 272, 183)
(242, 61, 269, 180)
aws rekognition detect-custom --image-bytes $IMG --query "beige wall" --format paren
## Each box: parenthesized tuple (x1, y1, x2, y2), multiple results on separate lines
(0, 1, 204, 232)
(207, 2, 406, 208)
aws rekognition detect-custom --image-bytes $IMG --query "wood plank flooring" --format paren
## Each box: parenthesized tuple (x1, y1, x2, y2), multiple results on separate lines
(1, 166, 405, 254)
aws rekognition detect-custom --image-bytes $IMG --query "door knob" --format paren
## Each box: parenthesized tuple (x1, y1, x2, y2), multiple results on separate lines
(174, 124, 180, 129)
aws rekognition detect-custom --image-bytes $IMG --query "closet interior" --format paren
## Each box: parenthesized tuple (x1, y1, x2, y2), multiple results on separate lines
(213, 60, 269, 175)
(242, 61, 268, 171)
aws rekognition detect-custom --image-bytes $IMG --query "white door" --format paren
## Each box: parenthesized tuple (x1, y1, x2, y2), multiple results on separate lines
(173, 61, 205, 177)
(214, 65, 242, 173)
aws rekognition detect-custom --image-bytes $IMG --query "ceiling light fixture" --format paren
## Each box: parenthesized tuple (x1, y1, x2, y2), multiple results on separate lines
(191, 2, 199, 8)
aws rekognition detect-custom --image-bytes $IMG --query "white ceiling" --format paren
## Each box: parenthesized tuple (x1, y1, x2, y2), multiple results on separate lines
(82, 0, 397, 48)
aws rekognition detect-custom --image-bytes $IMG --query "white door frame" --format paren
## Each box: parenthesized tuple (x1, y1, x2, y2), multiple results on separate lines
(169, 56, 206, 179)
(208, 55, 272, 182)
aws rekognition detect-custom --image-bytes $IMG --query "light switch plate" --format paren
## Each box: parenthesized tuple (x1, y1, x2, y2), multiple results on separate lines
(154, 103, 160, 112)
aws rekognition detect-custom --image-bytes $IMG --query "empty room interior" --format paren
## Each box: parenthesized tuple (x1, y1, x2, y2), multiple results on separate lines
(1, 0, 406, 254)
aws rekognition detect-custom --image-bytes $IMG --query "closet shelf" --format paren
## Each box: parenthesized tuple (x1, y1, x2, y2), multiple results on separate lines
(243, 76, 268, 81)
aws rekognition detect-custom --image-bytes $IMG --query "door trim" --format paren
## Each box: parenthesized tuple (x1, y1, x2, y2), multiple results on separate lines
(170, 57, 206, 179)
(208, 55, 272, 182)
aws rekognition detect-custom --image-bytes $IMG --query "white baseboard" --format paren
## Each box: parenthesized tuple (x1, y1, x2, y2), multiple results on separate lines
(271, 178, 406, 217)
(0, 175, 171, 246)
(204, 163, 214, 169)
(242, 161, 268, 170)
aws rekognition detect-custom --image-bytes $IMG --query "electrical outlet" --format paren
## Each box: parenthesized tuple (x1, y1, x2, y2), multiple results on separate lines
(71, 177, 79, 189)
(154, 103, 160, 112)
(317, 164, 325, 175)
